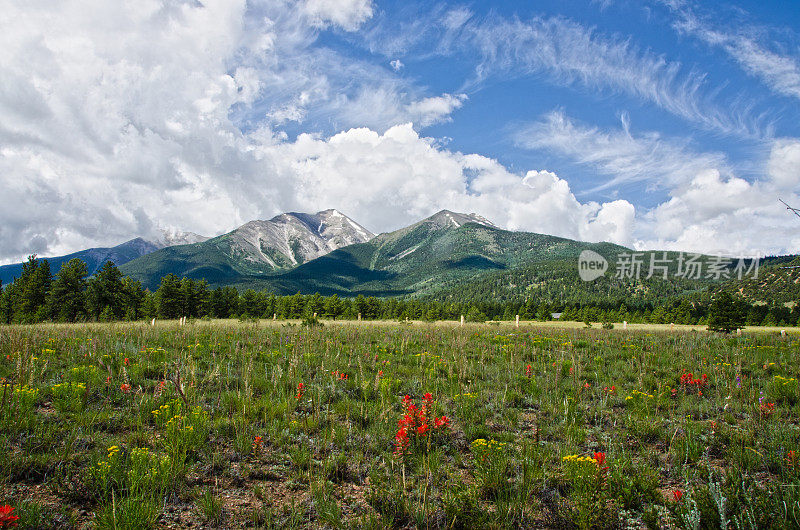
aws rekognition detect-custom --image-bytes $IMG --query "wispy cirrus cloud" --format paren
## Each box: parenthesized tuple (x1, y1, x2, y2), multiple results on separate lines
(516, 109, 800, 255)
(515, 110, 730, 191)
(665, 4, 800, 101)
(365, 8, 762, 138)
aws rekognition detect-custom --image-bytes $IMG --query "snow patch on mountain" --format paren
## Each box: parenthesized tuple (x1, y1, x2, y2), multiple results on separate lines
(224, 209, 375, 269)
(151, 228, 210, 249)
(423, 210, 496, 230)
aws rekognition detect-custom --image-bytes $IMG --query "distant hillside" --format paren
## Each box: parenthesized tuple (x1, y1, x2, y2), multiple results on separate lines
(716, 255, 800, 304)
(0, 238, 159, 284)
(0, 228, 209, 285)
(428, 258, 716, 306)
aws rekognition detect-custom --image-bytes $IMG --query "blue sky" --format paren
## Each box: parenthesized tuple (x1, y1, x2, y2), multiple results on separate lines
(1, 0, 800, 261)
(272, 0, 800, 203)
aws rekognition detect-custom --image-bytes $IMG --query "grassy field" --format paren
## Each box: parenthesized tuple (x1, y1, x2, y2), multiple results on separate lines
(2, 320, 800, 528)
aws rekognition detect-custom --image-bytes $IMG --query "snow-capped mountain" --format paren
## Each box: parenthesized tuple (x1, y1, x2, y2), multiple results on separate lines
(151, 228, 210, 249)
(119, 209, 376, 287)
(415, 210, 495, 230)
(224, 209, 375, 269)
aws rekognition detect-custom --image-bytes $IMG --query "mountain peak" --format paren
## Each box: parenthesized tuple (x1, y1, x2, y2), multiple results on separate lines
(150, 228, 210, 249)
(424, 210, 495, 229)
(227, 209, 374, 269)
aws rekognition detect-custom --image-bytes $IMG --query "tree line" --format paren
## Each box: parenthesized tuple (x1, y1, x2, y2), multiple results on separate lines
(1, 256, 797, 328)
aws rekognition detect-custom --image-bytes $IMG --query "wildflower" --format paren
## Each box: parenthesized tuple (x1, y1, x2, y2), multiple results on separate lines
(0, 505, 19, 528)
(760, 402, 777, 418)
(120, 383, 131, 393)
(296, 382, 305, 400)
(378, 370, 384, 377)
(394, 427, 410, 456)
(584, 382, 590, 389)
(525, 364, 532, 378)
(124, 357, 129, 366)
(788, 450, 799, 468)
(673, 490, 683, 502)
(434, 416, 450, 428)
(417, 424, 429, 436)
(593, 452, 606, 468)
(679, 371, 708, 390)
(253, 436, 263, 452)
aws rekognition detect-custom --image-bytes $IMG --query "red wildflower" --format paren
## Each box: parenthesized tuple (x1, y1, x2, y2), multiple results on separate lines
(394, 427, 410, 456)
(679, 371, 708, 390)
(378, 370, 383, 377)
(296, 382, 305, 399)
(593, 452, 606, 467)
(124, 357, 129, 366)
(788, 450, 799, 468)
(395, 394, 448, 456)
(398, 413, 414, 429)
(525, 364, 532, 378)
(0, 505, 19, 528)
(673, 490, 683, 502)
(120, 383, 131, 393)
(252, 436, 263, 451)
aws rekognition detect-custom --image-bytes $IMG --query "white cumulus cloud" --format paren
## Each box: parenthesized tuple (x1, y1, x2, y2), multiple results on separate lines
(302, 0, 374, 31)
(270, 124, 636, 246)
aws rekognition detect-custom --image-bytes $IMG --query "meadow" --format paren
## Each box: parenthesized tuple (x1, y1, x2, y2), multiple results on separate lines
(1, 319, 800, 529)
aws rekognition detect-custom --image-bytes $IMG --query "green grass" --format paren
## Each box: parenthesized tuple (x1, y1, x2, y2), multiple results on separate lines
(1, 319, 799, 528)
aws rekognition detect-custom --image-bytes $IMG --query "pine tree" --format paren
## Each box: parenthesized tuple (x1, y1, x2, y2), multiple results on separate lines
(121, 277, 146, 320)
(48, 258, 88, 322)
(17, 256, 52, 322)
(86, 261, 125, 320)
(707, 291, 746, 333)
(240, 289, 259, 318)
(156, 274, 183, 319)
(324, 294, 343, 320)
